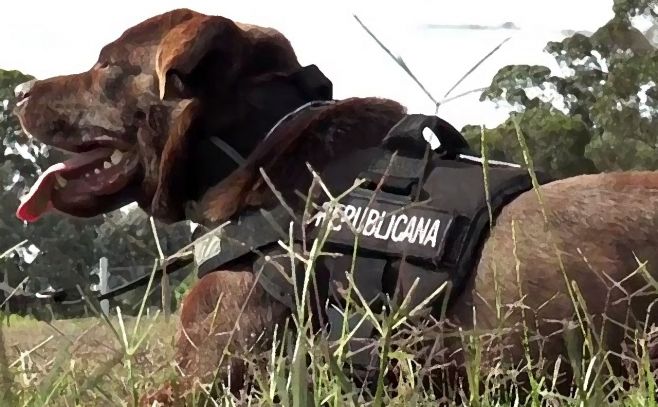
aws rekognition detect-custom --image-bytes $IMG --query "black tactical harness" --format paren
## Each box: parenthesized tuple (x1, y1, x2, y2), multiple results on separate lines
(192, 112, 554, 355)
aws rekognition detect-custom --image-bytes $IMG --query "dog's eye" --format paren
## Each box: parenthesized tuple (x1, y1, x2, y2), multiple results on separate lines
(98, 61, 110, 69)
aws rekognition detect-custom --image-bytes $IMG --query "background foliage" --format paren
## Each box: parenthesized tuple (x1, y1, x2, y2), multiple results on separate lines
(462, 0, 658, 179)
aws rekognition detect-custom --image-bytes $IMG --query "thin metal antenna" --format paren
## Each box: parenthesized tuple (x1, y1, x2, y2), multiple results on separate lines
(353, 14, 511, 115)
(353, 14, 440, 110)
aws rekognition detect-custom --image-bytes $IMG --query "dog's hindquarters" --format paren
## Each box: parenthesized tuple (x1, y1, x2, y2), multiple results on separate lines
(449, 171, 658, 389)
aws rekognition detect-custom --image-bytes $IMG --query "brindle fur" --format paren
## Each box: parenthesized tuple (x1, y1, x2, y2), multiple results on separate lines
(12, 9, 658, 405)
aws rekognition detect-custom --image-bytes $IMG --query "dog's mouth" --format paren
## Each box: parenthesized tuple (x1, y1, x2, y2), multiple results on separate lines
(17, 143, 141, 222)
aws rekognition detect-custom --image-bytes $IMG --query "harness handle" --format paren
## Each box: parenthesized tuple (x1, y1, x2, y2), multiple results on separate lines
(382, 114, 475, 159)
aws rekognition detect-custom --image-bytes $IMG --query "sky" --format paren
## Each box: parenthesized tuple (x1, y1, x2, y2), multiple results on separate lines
(2, 0, 616, 130)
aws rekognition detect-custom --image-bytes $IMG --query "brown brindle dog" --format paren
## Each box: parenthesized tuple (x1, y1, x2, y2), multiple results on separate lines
(12, 8, 658, 404)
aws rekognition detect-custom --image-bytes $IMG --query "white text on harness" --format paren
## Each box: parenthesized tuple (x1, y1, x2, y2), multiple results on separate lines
(310, 202, 442, 248)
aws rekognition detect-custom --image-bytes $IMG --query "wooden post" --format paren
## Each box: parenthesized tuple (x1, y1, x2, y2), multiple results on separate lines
(0, 317, 12, 406)
(99, 257, 109, 317)
(161, 263, 171, 322)
(1, 269, 7, 316)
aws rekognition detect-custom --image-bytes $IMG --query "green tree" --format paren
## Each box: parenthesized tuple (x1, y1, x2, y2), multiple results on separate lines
(463, 0, 658, 178)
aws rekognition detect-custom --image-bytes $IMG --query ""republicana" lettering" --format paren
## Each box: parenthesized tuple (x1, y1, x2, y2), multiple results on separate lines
(310, 202, 442, 248)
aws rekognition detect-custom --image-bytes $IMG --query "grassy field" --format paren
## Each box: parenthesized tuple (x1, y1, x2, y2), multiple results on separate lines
(0, 300, 657, 407)
(1, 313, 179, 406)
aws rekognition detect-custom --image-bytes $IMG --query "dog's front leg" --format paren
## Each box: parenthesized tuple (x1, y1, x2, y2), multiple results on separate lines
(142, 268, 290, 406)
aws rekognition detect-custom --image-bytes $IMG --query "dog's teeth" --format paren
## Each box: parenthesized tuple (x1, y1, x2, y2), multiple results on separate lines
(110, 150, 123, 165)
(95, 135, 114, 142)
(55, 175, 67, 188)
(103, 161, 112, 169)
(94, 169, 101, 174)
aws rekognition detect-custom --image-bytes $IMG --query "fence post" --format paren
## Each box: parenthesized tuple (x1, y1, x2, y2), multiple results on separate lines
(161, 264, 171, 322)
(99, 257, 109, 317)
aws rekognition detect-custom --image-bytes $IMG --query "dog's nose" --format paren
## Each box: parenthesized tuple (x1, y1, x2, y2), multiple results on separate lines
(14, 79, 37, 103)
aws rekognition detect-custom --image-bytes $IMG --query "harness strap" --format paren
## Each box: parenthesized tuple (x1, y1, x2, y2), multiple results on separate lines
(263, 100, 336, 142)
(36, 254, 194, 304)
(195, 205, 293, 277)
(208, 136, 246, 166)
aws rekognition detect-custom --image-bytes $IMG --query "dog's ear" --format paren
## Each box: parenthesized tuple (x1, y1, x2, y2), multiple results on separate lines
(155, 15, 248, 100)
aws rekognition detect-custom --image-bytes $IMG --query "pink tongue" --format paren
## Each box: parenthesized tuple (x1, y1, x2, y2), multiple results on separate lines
(16, 148, 113, 222)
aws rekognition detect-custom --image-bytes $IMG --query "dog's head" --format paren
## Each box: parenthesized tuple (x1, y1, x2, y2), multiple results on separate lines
(13, 9, 312, 223)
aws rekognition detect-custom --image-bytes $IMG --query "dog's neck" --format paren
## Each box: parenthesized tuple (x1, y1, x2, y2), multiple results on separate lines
(187, 98, 409, 227)
(184, 67, 333, 214)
